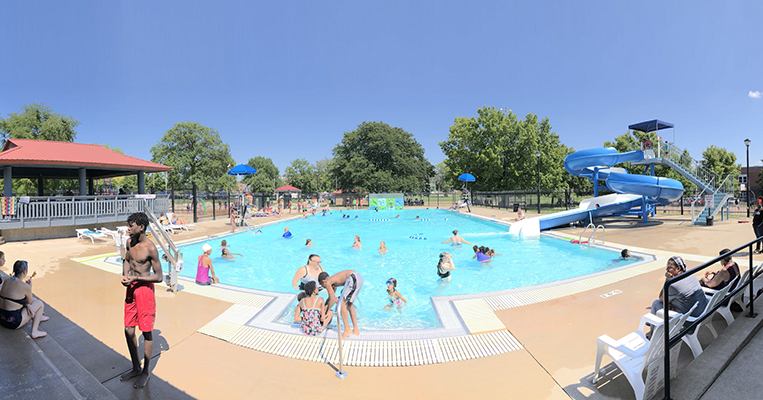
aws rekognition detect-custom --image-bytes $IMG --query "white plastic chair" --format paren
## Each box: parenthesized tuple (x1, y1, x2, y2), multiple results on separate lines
(704, 274, 745, 326)
(593, 303, 696, 400)
(667, 283, 734, 358)
(76, 228, 108, 244)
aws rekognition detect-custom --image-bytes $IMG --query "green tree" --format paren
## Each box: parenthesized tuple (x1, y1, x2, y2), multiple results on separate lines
(314, 158, 335, 192)
(701, 146, 740, 181)
(242, 156, 280, 194)
(0, 103, 79, 143)
(433, 161, 452, 192)
(439, 106, 570, 191)
(150, 122, 234, 221)
(0, 103, 80, 195)
(332, 121, 434, 193)
(285, 158, 317, 193)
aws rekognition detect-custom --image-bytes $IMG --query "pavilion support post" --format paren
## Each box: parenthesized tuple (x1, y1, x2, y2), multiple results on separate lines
(88, 178, 94, 195)
(37, 176, 44, 196)
(3, 166, 12, 197)
(138, 171, 145, 194)
(79, 168, 87, 196)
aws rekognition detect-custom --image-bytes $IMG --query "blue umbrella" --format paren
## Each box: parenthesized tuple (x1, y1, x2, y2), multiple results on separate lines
(458, 173, 475, 182)
(227, 164, 257, 175)
(457, 173, 475, 212)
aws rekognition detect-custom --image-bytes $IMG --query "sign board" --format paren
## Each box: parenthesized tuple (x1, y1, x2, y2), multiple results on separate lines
(741, 184, 747, 191)
(135, 194, 156, 199)
(705, 195, 714, 209)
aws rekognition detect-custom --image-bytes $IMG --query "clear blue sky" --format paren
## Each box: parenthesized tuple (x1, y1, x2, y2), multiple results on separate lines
(2, 1, 762, 175)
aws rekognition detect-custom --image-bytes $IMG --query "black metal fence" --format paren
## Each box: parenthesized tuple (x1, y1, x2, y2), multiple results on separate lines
(661, 235, 763, 398)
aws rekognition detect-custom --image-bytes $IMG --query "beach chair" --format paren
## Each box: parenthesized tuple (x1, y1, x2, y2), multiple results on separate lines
(76, 229, 109, 244)
(704, 274, 745, 326)
(661, 283, 733, 358)
(593, 303, 696, 400)
(166, 212, 195, 231)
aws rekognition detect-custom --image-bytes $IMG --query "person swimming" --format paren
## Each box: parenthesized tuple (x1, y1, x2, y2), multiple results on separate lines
(305, 238, 316, 247)
(384, 277, 407, 311)
(472, 245, 490, 262)
(283, 226, 293, 239)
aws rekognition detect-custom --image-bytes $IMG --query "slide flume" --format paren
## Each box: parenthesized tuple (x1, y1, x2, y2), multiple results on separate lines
(509, 147, 684, 236)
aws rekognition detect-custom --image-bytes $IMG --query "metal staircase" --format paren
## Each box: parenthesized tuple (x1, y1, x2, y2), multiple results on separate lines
(658, 144, 736, 225)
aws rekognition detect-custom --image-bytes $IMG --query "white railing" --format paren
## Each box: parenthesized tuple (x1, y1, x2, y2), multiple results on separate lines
(0, 195, 170, 228)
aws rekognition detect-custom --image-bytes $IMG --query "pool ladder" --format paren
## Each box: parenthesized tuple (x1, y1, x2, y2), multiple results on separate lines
(579, 223, 605, 246)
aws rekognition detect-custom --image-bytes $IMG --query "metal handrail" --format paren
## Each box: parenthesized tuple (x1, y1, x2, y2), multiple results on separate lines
(587, 224, 605, 245)
(579, 223, 595, 244)
(661, 235, 763, 399)
(142, 202, 183, 293)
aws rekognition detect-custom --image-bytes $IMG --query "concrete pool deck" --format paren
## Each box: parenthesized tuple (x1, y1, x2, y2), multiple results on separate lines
(2, 207, 762, 399)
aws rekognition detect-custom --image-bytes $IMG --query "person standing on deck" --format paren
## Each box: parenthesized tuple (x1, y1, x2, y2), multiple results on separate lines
(120, 212, 163, 389)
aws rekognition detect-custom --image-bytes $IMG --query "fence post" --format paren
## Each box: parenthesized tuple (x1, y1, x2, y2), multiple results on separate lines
(749, 243, 758, 318)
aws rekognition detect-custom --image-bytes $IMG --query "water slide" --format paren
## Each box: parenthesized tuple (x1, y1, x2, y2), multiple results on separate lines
(509, 148, 685, 236)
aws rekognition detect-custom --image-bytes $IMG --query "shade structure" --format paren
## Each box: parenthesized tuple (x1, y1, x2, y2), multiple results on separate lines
(458, 173, 476, 182)
(227, 164, 257, 175)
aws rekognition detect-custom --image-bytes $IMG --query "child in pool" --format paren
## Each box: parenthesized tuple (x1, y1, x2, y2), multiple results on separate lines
(378, 241, 387, 255)
(293, 281, 333, 335)
(352, 235, 362, 249)
(384, 278, 407, 311)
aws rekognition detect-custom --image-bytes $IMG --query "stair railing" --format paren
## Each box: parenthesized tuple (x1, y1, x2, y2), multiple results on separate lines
(587, 224, 605, 245)
(143, 202, 183, 293)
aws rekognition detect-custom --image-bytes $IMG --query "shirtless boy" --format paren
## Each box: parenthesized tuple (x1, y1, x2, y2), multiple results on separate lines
(441, 230, 474, 245)
(319, 270, 363, 339)
(120, 212, 163, 389)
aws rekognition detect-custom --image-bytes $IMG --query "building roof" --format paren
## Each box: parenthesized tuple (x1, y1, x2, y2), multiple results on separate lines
(0, 138, 170, 179)
(275, 185, 302, 192)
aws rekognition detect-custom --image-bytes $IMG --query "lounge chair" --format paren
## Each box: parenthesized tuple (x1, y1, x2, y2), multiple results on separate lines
(660, 282, 734, 358)
(166, 213, 195, 231)
(593, 303, 696, 400)
(76, 229, 109, 244)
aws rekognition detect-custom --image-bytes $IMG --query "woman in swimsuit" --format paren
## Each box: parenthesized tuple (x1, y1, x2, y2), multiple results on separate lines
(293, 281, 332, 335)
(305, 239, 316, 247)
(291, 254, 325, 291)
(437, 252, 455, 279)
(0, 260, 47, 338)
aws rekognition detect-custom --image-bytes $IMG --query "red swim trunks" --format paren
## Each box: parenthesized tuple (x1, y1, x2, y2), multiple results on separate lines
(124, 281, 155, 332)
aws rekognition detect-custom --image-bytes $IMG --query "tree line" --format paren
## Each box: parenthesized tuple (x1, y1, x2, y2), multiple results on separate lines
(0, 103, 750, 199)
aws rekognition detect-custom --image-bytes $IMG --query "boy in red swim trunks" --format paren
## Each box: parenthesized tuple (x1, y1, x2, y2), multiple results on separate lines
(120, 212, 163, 389)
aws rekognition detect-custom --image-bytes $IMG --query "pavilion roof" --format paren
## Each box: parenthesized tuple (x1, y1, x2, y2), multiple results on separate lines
(0, 138, 170, 179)
(275, 184, 301, 192)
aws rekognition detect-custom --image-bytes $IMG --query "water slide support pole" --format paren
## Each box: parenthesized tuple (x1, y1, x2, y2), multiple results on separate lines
(642, 196, 648, 224)
(593, 167, 599, 197)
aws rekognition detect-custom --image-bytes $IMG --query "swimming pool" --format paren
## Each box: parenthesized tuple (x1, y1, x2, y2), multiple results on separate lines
(176, 209, 637, 330)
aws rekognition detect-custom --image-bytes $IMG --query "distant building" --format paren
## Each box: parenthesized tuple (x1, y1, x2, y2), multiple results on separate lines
(741, 166, 762, 201)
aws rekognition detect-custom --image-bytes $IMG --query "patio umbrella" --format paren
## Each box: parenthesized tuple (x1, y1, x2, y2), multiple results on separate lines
(227, 164, 257, 224)
(457, 173, 475, 212)
(227, 164, 257, 175)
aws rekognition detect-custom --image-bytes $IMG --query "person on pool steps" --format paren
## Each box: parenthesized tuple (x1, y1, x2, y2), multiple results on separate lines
(319, 270, 363, 339)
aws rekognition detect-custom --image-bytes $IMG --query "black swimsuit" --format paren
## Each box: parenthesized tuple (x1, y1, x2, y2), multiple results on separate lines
(0, 289, 28, 330)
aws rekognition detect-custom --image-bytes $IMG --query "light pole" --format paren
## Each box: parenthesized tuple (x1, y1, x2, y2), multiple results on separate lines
(745, 138, 751, 217)
(536, 150, 541, 214)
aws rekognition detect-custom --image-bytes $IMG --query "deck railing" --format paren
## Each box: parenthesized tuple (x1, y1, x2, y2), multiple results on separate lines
(0, 194, 170, 229)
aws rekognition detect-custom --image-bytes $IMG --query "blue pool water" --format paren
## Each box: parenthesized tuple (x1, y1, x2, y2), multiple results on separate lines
(175, 209, 636, 330)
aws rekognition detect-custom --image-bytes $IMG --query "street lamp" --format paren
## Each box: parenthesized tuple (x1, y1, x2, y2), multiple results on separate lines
(536, 150, 541, 214)
(745, 139, 751, 217)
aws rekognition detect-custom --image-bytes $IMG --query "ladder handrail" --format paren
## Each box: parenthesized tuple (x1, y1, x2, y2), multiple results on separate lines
(586, 224, 605, 245)
(142, 202, 183, 293)
(579, 223, 596, 244)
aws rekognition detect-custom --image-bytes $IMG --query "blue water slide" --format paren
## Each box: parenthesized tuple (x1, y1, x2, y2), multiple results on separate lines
(512, 148, 685, 235)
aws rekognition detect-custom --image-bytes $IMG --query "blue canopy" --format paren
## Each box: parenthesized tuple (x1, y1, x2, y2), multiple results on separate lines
(458, 173, 475, 182)
(628, 120, 674, 132)
(227, 164, 257, 175)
